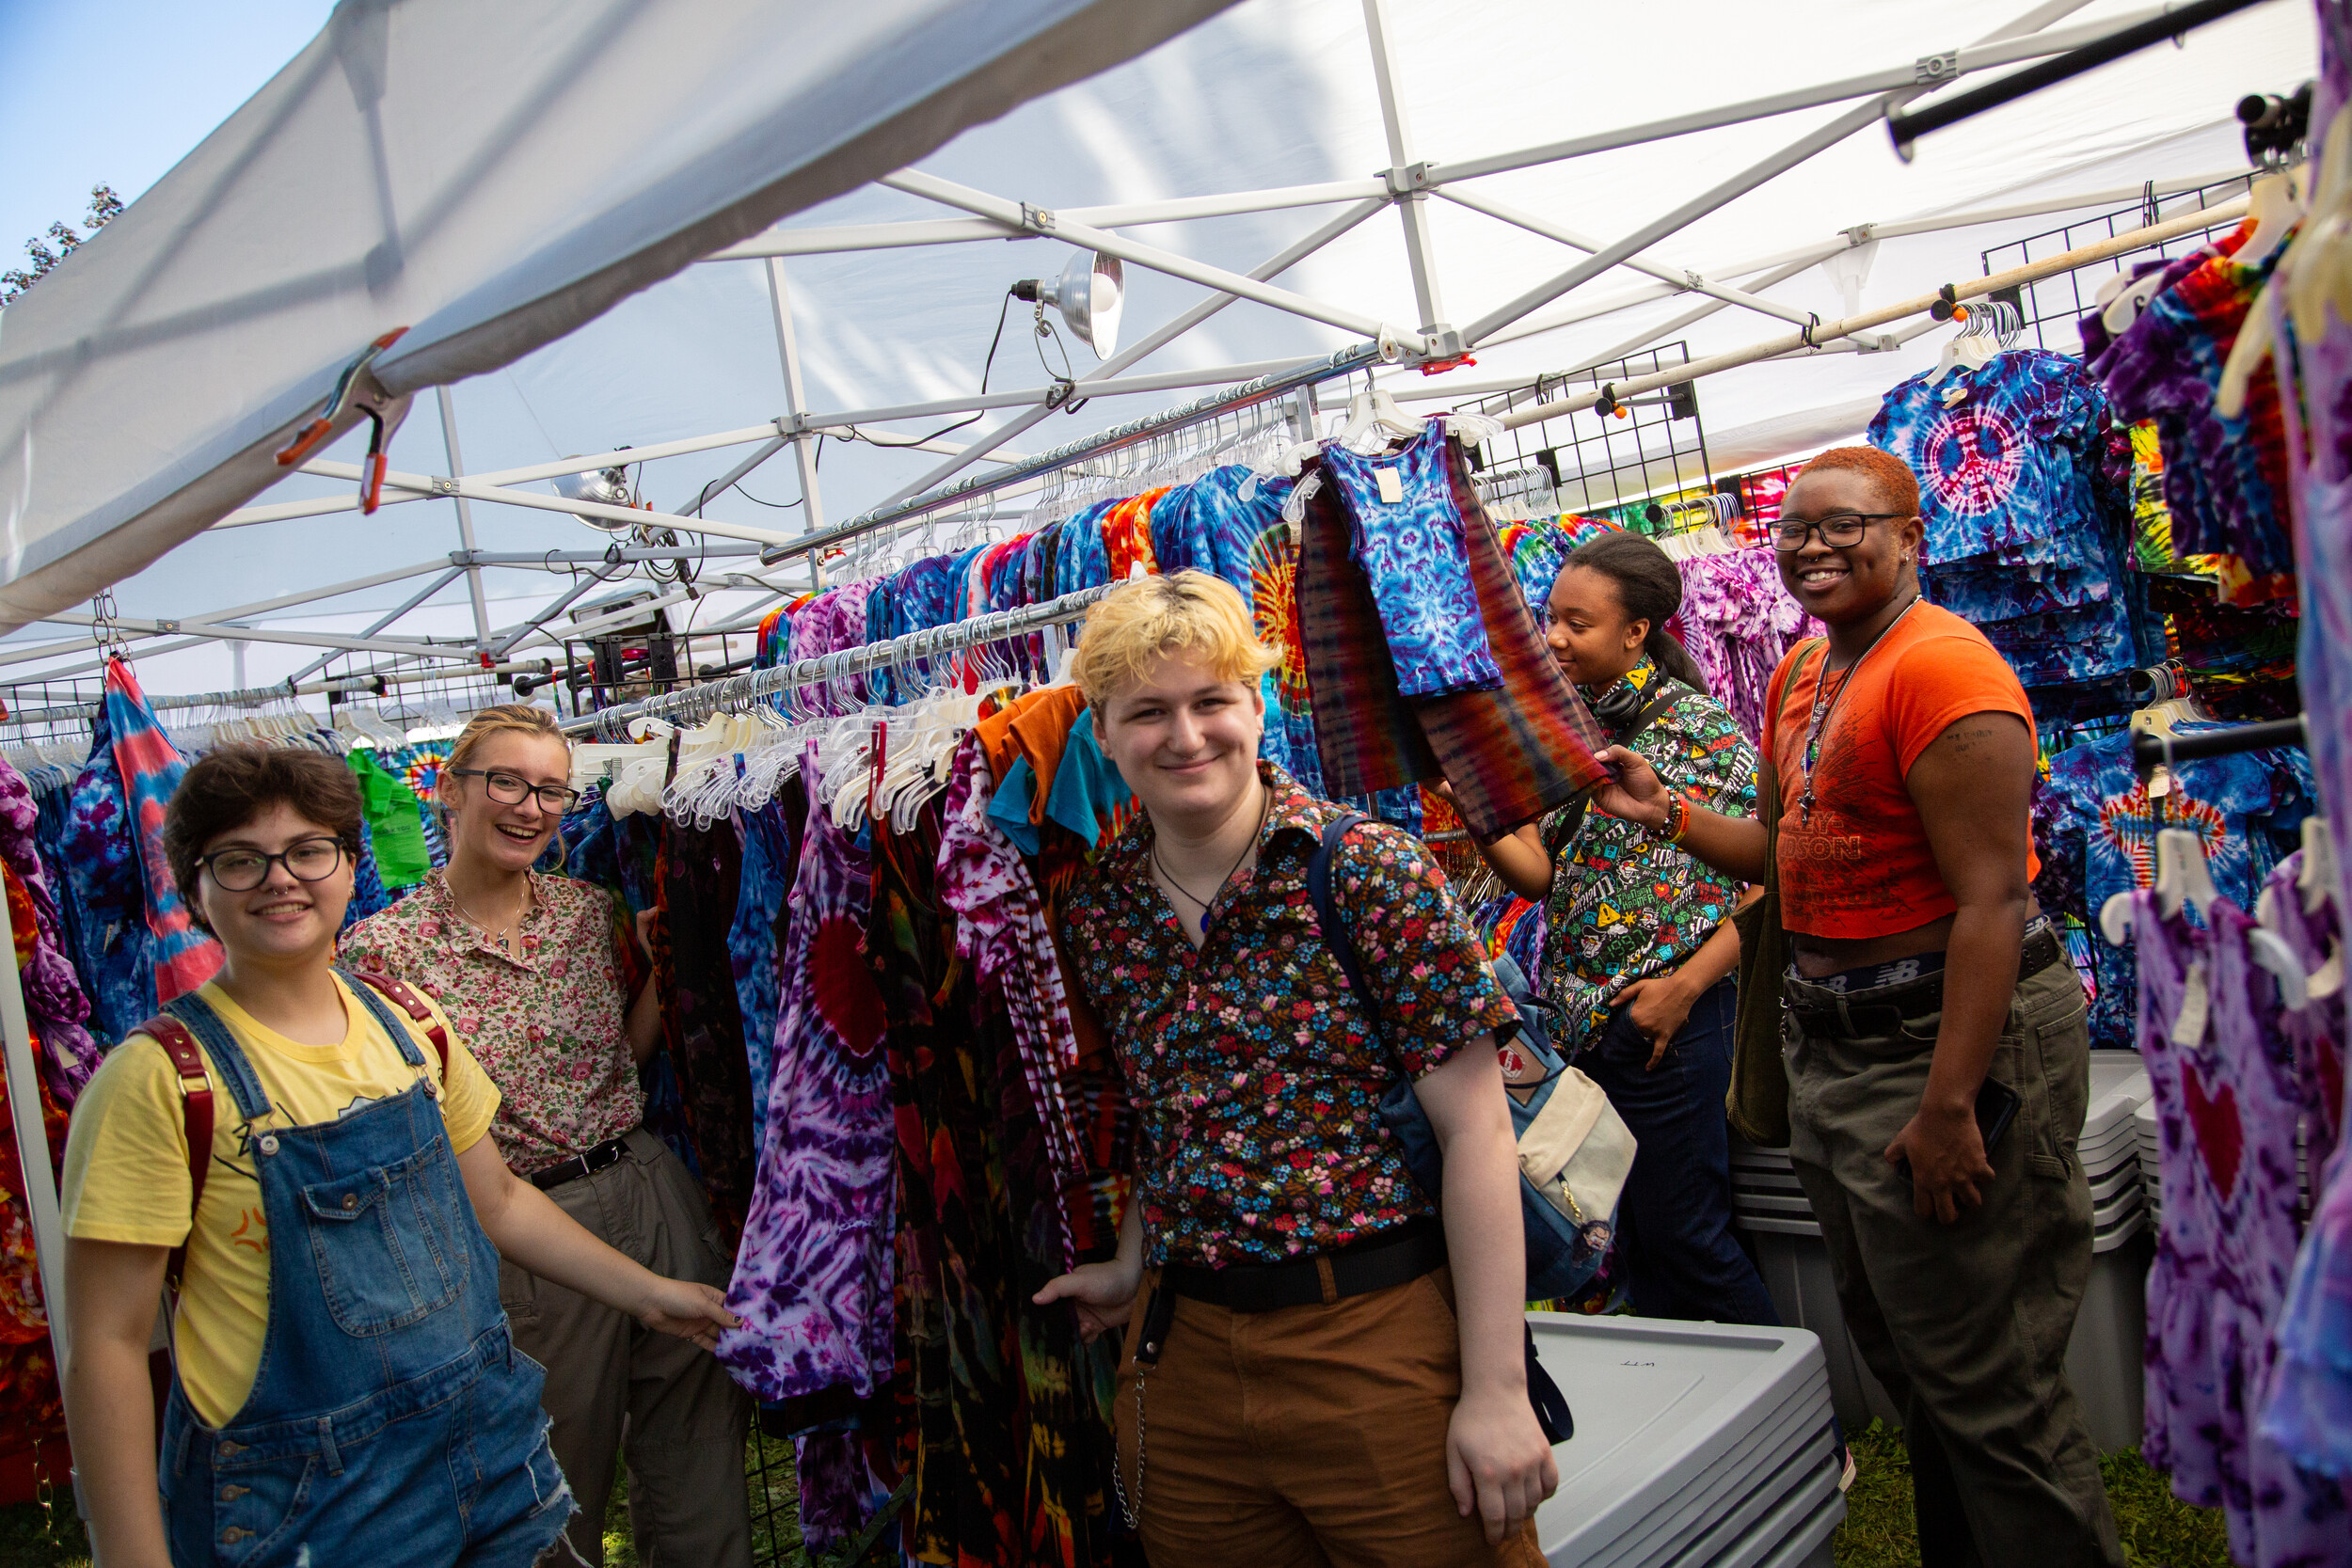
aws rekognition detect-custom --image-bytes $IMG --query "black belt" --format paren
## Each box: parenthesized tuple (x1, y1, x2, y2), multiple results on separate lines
(1786, 921, 2064, 1041)
(1161, 1221, 1447, 1313)
(527, 1132, 632, 1192)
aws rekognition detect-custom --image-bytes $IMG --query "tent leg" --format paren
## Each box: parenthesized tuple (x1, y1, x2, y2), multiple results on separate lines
(437, 386, 495, 660)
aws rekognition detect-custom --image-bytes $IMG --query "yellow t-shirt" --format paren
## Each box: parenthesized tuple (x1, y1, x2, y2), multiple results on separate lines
(61, 975, 500, 1426)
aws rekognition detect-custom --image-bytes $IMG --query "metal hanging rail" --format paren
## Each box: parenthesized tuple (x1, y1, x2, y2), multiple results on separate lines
(559, 582, 1117, 737)
(756, 342, 1384, 568)
(1491, 192, 2253, 435)
(0, 657, 556, 727)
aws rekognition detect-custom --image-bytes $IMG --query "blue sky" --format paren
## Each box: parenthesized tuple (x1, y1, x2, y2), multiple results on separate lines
(1, 0, 331, 275)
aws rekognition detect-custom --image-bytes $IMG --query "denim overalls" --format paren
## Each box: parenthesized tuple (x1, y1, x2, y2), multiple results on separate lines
(155, 977, 574, 1566)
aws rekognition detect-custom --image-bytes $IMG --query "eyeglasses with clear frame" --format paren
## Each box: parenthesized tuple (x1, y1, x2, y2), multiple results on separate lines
(200, 837, 347, 892)
(448, 768, 581, 813)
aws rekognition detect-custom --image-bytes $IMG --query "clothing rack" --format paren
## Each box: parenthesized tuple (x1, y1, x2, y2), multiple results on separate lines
(756, 342, 1382, 568)
(2130, 714, 2309, 783)
(557, 582, 1118, 737)
(0, 658, 557, 730)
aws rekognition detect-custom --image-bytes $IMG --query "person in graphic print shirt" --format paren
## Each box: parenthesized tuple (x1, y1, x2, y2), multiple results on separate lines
(57, 746, 733, 1568)
(1592, 449, 2125, 1568)
(1038, 571, 1555, 1565)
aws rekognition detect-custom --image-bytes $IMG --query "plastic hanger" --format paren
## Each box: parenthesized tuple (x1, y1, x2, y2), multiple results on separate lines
(2297, 816, 2338, 916)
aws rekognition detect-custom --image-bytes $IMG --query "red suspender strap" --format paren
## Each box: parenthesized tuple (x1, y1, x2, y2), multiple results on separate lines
(347, 971, 451, 1080)
(138, 1015, 213, 1291)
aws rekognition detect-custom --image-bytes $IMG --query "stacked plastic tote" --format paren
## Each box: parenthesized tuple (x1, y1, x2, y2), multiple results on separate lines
(1728, 1057, 2154, 1450)
(1529, 1316, 1844, 1568)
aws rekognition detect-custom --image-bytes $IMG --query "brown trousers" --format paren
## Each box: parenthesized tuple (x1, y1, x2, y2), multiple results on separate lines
(501, 1128, 752, 1568)
(1114, 1263, 1544, 1567)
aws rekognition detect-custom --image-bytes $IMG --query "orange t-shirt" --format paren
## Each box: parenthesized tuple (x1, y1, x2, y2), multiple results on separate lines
(1761, 602, 2039, 939)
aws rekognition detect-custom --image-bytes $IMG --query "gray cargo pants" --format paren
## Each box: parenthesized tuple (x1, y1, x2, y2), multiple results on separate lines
(1785, 959, 2123, 1568)
(502, 1127, 753, 1568)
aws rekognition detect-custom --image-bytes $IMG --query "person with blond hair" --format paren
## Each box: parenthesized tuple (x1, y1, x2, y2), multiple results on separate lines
(1034, 570, 1556, 1565)
(1590, 448, 2122, 1567)
(342, 704, 751, 1568)
(60, 744, 732, 1568)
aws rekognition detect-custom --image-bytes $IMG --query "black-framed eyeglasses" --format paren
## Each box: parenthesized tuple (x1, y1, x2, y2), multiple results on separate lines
(1771, 511, 1912, 553)
(449, 768, 580, 813)
(200, 837, 346, 892)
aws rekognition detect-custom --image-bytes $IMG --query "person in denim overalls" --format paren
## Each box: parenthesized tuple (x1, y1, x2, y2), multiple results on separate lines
(59, 746, 735, 1567)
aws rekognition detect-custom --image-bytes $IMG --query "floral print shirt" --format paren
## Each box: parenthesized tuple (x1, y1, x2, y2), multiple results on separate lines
(1541, 657, 1757, 1051)
(341, 871, 647, 1177)
(1063, 762, 1516, 1268)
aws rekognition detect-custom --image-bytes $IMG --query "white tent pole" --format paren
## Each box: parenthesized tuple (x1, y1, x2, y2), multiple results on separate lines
(1429, 2, 2157, 186)
(1458, 0, 2109, 349)
(1492, 192, 2250, 433)
(0, 889, 68, 1384)
(706, 180, 1391, 259)
(32, 611, 482, 662)
(1360, 0, 1445, 337)
(881, 171, 1428, 353)
(862, 197, 1388, 513)
(283, 565, 471, 687)
(294, 462, 798, 548)
(765, 259, 827, 536)
(1434, 188, 1826, 330)
(436, 387, 494, 657)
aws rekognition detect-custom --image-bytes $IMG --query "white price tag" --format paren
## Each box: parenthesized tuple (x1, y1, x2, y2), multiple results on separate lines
(1375, 466, 1405, 504)
(2169, 958, 2210, 1047)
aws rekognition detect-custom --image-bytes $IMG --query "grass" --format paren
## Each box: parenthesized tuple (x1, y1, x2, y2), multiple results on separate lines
(604, 1425, 813, 1567)
(1833, 1420, 2234, 1567)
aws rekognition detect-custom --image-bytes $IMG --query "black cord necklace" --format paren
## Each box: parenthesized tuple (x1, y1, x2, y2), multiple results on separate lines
(1152, 786, 1271, 923)
(1798, 592, 1922, 826)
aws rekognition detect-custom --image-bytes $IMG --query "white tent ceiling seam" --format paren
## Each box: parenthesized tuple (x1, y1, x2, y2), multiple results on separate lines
(0, 0, 1242, 637)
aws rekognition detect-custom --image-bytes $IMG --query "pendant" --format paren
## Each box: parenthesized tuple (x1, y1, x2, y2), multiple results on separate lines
(1799, 790, 1815, 827)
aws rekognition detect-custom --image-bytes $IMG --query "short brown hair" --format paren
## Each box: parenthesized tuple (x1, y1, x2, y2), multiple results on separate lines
(1795, 446, 1921, 516)
(165, 745, 363, 925)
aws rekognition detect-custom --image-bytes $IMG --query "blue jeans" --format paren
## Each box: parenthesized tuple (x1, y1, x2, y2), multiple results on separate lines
(1582, 976, 1780, 1325)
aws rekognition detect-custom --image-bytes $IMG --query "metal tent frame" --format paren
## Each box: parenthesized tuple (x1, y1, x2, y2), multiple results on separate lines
(0, 0, 2290, 705)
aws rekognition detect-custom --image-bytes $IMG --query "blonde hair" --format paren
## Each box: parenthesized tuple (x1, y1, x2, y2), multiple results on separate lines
(447, 702, 568, 777)
(438, 704, 573, 866)
(1072, 571, 1281, 708)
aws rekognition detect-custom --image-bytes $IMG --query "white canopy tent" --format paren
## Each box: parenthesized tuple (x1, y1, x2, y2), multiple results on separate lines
(0, 0, 2316, 704)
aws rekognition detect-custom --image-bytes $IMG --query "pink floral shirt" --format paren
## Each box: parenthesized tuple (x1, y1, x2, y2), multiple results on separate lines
(342, 872, 645, 1177)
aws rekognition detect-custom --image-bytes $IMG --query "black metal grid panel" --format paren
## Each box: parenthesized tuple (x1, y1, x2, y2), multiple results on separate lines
(1979, 174, 2257, 354)
(1462, 343, 1712, 527)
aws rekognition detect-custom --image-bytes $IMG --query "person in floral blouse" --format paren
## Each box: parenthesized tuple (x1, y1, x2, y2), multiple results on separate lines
(1461, 531, 1778, 1326)
(342, 705, 750, 1568)
(1035, 571, 1555, 1565)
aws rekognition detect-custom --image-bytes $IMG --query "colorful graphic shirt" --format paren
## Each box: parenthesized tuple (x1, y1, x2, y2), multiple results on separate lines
(2032, 728, 2313, 1047)
(1539, 657, 1756, 1049)
(1869, 350, 2109, 565)
(1062, 763, 1515, 1268)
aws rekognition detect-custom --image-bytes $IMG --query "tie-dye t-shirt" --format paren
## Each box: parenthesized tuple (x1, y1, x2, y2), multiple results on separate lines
(2032, 728, 2312, 1048)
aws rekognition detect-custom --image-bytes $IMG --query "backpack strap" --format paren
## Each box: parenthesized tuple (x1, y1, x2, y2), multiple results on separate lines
(342, 970, 451, 1081)
(1307, 813, 1396, 1066)
(135, 1013, 213, 1294)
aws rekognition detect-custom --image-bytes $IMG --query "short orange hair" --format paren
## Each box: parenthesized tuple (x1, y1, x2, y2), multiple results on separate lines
(1796, 446, 1921, 516)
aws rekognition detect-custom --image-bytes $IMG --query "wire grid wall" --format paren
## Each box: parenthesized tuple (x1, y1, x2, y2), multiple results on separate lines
(1979, 173, 2258, 354)
(1464, 343, 1712, 527)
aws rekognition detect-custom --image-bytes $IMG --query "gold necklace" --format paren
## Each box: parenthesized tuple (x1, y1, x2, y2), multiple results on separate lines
(452, 880, 530, 956)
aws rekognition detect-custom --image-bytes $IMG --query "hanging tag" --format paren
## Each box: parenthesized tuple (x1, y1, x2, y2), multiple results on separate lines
(2148, 765, 2173, 800)
(2169, 958, 2211, 1046)
(1375, 467, 1405, 504)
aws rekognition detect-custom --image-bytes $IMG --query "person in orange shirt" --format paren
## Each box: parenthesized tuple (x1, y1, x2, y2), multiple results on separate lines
(1592, 448, 2122, 1568)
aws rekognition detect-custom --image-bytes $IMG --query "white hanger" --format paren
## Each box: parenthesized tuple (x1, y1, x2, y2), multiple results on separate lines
(2239, 165, 2310, 272)
(2154, 828, 2220, 922)
(2297, 816, 2338, 916)
(1337, 386, 1425, 451)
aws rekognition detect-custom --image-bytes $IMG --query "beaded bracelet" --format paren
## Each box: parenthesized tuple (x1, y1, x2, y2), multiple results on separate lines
(1651, 792, 1689, 843)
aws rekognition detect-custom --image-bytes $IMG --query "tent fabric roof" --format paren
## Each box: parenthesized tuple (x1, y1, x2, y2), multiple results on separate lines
(0, 0, 2316, 689)
(0, 0, 1234, 634)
